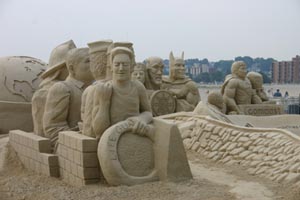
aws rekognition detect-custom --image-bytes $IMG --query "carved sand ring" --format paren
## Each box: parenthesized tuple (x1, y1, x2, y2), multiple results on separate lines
(150, 90, 176, 116)
(98, 121, 158, 186)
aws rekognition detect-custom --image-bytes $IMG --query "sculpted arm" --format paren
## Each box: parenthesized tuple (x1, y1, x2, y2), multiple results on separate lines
(137, 81, 153, 124)
(43, 83, 70, 147)
(251, 89, 263, 104)
(126, 81, 153, 139)
(223, 80, 242, 114)
(92, 82, 112, 139)
(81, 86, 89, 121)
(171, 85, 189, 99)
(82, 86, 95, 137)
(185, 81, 201, 106)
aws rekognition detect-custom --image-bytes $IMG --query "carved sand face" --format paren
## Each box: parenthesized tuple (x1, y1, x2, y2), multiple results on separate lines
(172, 59, 185, 80)
(148, 63, 164, 85)
(132, 69, 145, 83)
(237, 64, 247, 79)
(112, 53, 131, 82)
(73, 54, 93, 82)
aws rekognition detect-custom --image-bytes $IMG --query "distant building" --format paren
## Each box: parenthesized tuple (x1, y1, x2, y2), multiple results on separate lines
(272, 55, 300, 83)
(188, 63, 213, 77)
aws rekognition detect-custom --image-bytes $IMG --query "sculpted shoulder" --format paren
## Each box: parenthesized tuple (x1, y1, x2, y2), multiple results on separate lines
(133, 80, 147, 92)
(185, 80, 199, 93)
(162, 76, 192, 84)
(48, 81, 70, 94)
(226, 77, 244, 89)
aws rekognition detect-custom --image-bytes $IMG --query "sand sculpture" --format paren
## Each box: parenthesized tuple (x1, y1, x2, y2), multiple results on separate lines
(221, 61, 282, 115)
(160, 112, 300, 185)
(162, 52, 200, 112)
(95, 47, 192, 185)
(136, 57, 175, 117)
(193, 91, 231, 122)
(246, 72, 275, 104)
(32, 40, 76, 136)
(81, 40, 113, 138)
(144, 57, 164, 91)
(221, 61, 262, 114)
(131, 62, 146, 84)
(91, 46, 153, 140)
(6, 40, 199, 187)
(43, 48, 93, 152)
(0, 56, 46, 133)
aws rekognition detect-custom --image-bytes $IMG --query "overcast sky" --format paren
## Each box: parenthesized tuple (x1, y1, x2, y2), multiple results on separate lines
(0, 0, 299, 62)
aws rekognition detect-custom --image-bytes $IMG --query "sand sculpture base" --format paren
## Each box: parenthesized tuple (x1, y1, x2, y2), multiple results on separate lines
(98, 118, 192, 186)
(161, 112, 300, 184)
(238, 104, 283, 116)
(8, 119, 192, 186)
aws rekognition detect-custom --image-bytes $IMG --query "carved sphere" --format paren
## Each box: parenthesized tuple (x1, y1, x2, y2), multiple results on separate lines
(0, 56, 46, 102)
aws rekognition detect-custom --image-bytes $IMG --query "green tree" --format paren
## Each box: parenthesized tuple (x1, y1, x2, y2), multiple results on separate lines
(259, 72, 271, 83)
(194, 72, 211, 83)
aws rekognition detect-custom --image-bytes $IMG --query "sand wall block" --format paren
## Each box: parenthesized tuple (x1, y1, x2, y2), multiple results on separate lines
(58, 131, 101, 186)
(176, 115, 300, 185)
(9, 130, 59, 177)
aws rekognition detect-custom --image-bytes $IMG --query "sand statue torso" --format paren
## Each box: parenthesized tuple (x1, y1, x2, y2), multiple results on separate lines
(162, 52, 200, 112)
(110, 80, 148, 125)
(32, 40, 76, 136)
(223, 75, 253, 105)
(162, 76, 200, 108)
(43, 77, 85, 146)
(43, 48, 93, 152)
(222, 61, 262, 114)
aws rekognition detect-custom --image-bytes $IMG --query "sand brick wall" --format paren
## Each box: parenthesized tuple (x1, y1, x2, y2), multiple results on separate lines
(9, 130, 59, 177)
(176, 116, 300, 184)
(57, 131, 101, 186)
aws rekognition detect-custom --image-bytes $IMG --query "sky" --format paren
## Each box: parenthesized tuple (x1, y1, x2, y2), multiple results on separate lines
(0, 0, 299, 62)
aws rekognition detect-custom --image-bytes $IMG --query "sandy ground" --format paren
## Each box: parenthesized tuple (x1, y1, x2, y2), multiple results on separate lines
(0, 135, 300, 200)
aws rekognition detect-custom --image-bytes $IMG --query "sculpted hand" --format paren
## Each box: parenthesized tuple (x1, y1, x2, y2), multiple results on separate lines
(126, 117, 149, 136)
(166, 89, 178, 98)
(95, 81, 113, 103)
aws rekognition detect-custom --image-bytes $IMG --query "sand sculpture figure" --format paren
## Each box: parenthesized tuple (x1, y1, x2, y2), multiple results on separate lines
(81, 40, 113, 138)
(142, 57, 176, 116)
(106, 42, 136, 80)
(162, 52, 200, 112)
(94, 47, 192, 185)
(32, 40, 76, 136)
(246, 72, 275, 104)
(193, 91, 232, 123)
(91, 47, 152, 139)
(144, 57, 164, 91)
(194, 91, 225, 115)
(43, 48, 93, 152)
(221, 61, 262, 114)
(131, 62, 146, 84)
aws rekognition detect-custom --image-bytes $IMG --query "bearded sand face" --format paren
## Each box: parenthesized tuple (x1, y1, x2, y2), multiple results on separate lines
(146, 57, 164, 86)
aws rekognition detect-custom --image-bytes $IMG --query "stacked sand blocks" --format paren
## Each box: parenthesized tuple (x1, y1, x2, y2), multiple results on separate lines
(9, 130, 101, 186)
(57, 131, 101, 186)
(9, 130, 59, 177)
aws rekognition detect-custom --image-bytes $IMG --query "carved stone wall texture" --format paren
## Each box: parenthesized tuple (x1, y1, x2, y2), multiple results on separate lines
(57, 131, 101, 186)
(174, 115, 300, 184)
(9, 130, 59, 177)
